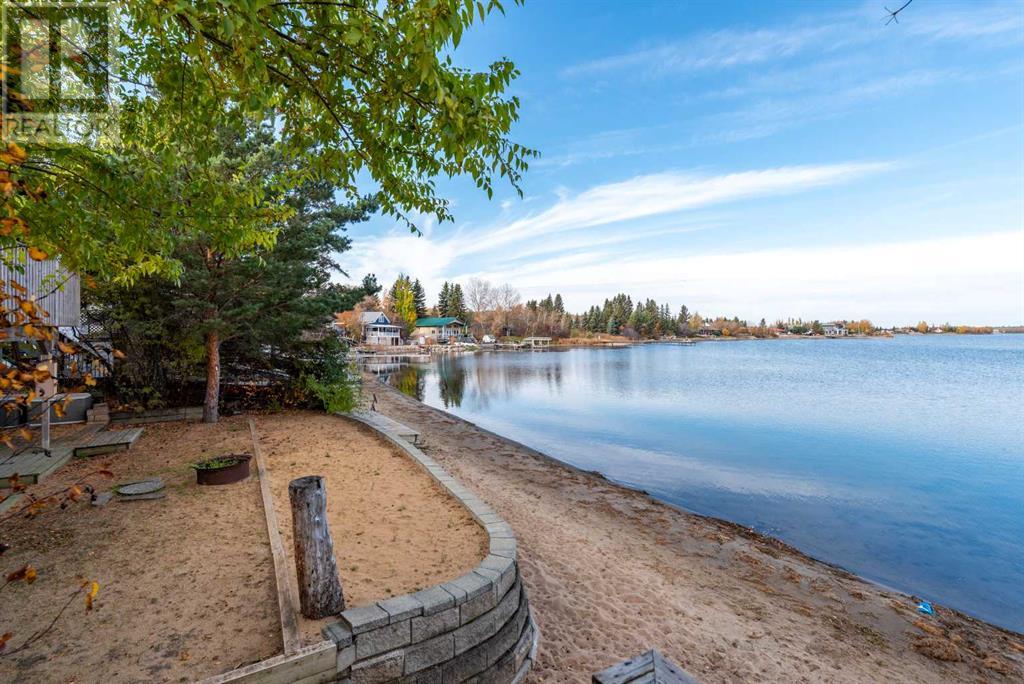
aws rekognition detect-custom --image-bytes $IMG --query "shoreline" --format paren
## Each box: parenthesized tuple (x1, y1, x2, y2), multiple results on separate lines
(366, 376, 1023, 682)
(355, 331, 1018, 357)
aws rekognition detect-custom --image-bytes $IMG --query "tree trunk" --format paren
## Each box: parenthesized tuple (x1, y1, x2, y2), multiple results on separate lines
(288, 476, 345, 618)
(203, 329, 220, 423)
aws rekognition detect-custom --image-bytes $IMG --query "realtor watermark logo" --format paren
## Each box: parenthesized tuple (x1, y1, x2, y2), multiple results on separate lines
(1, 1, 118, 144)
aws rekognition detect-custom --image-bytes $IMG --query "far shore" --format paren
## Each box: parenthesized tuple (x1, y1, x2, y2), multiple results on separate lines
(367, 376, 1024, 682)
(355, 329, 1022, 355)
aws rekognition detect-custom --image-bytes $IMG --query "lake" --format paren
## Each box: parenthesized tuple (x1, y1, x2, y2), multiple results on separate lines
(379, 334, 1024, 633)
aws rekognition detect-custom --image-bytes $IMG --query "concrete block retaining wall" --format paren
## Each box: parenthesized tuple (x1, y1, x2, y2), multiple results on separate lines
(198, 412, 537, 684)
(325, 413, 538, 684)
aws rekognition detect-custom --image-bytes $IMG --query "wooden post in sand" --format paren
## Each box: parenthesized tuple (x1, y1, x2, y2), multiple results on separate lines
(288, 476, 345, 618)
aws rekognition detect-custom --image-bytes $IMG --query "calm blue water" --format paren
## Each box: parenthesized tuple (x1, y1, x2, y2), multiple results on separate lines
(383, 335, 1024, 632)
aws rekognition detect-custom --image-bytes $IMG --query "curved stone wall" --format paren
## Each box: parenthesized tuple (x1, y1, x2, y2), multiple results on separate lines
(323, 413, 538, 684)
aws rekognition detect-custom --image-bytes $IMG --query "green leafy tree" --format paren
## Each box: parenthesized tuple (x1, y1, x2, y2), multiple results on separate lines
(5, 0, 535, 285)
(0, 0, 536, 649)
(389, 274, 418, 333)
(84, 129, 377, 421)
(331, 273, 382, 314)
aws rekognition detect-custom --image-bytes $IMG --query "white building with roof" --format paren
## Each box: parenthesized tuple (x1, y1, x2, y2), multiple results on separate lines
(360, 311, 403, 346)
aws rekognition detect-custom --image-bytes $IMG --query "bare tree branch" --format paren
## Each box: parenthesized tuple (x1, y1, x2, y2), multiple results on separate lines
(885, 0, 914, 25)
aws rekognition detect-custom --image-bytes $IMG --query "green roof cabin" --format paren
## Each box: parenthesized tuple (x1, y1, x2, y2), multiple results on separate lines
(413, 317, 468, 343)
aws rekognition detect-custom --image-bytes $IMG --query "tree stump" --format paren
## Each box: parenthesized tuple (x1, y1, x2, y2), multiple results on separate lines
(288, 476, 345, 618)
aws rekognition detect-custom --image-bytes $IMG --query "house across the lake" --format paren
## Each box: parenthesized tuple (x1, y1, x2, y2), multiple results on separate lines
(360, 311, 403, 346)
(413, 317, 468, 343)
(824, 322, 848, 337)
(521, 336, 552, 349)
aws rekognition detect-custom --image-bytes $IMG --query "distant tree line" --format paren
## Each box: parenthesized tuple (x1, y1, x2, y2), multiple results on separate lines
(342, 276, 1009, 342)
(908, 321, 994, 335)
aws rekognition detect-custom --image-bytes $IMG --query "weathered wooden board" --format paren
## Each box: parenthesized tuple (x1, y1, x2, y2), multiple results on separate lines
(593, 650, 654, 684)
(654, 652, 698, 682)
(0, 424, 102, 487)
(249, 418, 303, 656)
(593, 650, 699, 684)
(0, 491, 25, 514)
(109, 406, 204, 424)
(195, 640, 335, 684)
(73, 427, 143, 457)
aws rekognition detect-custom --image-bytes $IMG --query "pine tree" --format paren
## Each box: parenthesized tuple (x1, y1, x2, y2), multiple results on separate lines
(361, 274, 381, 297)
(554, 293, 564, 313)
(677, 305, 689, 333)
(450, 283, 468, 321)
(437, 281, 451, 316)
(412, 279, 427, 318)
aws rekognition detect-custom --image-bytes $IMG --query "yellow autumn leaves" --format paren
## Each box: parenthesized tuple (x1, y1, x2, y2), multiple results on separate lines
(5, 564, 38, 585)
(0, 568, 101, 652)
(1, 141, 48, 253)
(0, 142, 27, 166)
(85, 580, 99, 611)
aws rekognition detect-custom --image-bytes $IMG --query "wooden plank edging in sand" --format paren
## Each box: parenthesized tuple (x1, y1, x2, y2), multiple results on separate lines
(194, 640, 336, 684)
(248, 417, 302, 656)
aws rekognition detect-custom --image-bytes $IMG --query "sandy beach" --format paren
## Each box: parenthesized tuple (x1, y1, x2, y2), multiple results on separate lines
(0, 412, 487, 683)
(255, 411, 486, 643)
(368, 379, 1023, 683)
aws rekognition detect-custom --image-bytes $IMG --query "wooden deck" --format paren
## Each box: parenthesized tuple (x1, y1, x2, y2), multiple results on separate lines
(0, 425, 144, 488)
(351, 410, 420, 445)
(0, 424, 100, 488)
(73, 427, 144, 457)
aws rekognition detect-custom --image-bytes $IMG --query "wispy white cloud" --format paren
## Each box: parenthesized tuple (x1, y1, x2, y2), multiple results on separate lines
(697, 67, 961, 144)
(344, 230, 456, 304)
(450, 162, 890, 257)
(482, 221, 717, 266)
(562, 23, 845, 78)
(903, 4, 1024, 41)
(544, 4, 1023, 169)
(531, 125, 673, 169)
(477, 231, 1024, 326)
(343, 161, 894, 308)
(562, 3, 1023, 80)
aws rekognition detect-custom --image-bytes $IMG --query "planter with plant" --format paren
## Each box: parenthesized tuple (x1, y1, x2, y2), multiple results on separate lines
(191, 454, 252, 486)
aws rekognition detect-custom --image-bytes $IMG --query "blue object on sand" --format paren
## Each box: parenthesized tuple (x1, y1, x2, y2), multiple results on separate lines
(917, 601, 934, 615)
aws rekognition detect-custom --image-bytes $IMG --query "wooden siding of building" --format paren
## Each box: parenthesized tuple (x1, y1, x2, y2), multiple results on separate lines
(0, 252, 81, 327)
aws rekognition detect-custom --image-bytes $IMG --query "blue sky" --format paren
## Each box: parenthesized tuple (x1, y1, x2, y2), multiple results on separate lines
(342, 0, 1024, 326)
